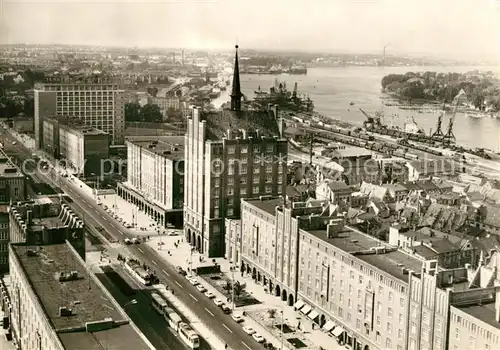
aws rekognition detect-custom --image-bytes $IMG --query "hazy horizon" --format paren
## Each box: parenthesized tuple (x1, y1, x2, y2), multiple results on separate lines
(1, 0, 499, 61)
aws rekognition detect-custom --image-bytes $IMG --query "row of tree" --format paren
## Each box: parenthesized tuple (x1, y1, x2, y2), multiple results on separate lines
(124, 102, 163, 123)
(381, 71, 500, 111)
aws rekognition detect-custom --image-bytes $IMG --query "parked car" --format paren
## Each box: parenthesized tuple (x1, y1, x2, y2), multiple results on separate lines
(196, 285, 207, 293)
(204, 291, 215, 299)
(242, 326, 256, 335)
(213, 298, 224, 307)
(252, 333, 265, 343)
(175, 266, 187, 276)
(124, 238, 132, 245)
(189, 278, 199, 286)
(221, 304, 232, 314)
(231, 313, 244, 323)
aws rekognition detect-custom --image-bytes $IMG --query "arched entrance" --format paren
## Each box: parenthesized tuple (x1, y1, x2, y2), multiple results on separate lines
(246, 265, 251, 274)
(252, 267, 257, 279)
(320, 314, 326, 327)
(196, 235, 201, 251)
(275, 285, 281, 297)
(257, 272, 261, 282)
(288, 294, 294, 306)
(281, 290, 287, 302)
(187, 229, 192, 244)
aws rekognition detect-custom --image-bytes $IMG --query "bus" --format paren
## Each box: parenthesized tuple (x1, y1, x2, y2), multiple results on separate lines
(151, 292, 168, 315)
(124, 259, 153, 286)
(178, 322, 200, 349)
(163, 307, 182, 332)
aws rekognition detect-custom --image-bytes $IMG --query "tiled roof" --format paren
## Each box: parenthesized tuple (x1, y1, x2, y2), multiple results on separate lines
(203, 109, 280, 140)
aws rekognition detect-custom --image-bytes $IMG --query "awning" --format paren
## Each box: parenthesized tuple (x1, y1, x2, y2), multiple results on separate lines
(294, 300, 305, 310)
(331, 327, 345, 337)
(322, 320, 335, 332)
(308, 310, 319, 320)
(300, 305, 312, 315)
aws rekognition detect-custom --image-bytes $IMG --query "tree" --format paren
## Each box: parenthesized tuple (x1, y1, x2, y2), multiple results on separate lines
(140, 104, 163, 123)
(267, 308, 277, 319)
(233, 281, 247, 300)
(223, 280, 232, 293)
(23, 97, 34, 117)
(124, 102, 141, 122)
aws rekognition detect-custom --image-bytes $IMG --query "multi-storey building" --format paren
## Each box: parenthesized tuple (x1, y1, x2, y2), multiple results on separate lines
(43, 117, 110, 176)
(118, 136, 184, 228)
(239, 197, 484, 350)
(5, 242, 153, 350)
(184, 45, 287, 257)
(34, 82, 125, 148)
(149, 96, 181, 118)
(0, 150, 26, 273)
(9, 196, 86, 259)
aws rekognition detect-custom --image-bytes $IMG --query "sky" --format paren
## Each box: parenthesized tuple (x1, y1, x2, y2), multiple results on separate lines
(1, 0, 500, 60)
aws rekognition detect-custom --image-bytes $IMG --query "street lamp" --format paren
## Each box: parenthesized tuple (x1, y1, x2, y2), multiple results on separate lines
(229, 260, 235, 311)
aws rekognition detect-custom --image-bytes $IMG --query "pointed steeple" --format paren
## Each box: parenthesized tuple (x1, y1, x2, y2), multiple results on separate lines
(230, 45, 242, 112)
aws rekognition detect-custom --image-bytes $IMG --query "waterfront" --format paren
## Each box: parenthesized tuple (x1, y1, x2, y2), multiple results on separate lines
(214, 66, 500, 151)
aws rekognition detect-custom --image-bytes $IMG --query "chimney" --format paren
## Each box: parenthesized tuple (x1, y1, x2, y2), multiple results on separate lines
(26, 210, 33, 226)
(240, 129, 247, 139)
(227, 129, 232, 140)
(273, 104, 279, 119)
(255, 129, 260, 138)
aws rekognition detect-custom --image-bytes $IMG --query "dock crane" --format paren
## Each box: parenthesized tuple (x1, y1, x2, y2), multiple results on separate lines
(431, 103, 445, 139)
(443, 89, 467, 144)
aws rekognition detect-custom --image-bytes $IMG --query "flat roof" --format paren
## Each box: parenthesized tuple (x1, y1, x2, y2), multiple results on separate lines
(457, 302, 500, 330)
(245, 198, 283, 216)
(307, 228, 423, 282)
(127, 136, 184, 161)
(30, 216, 65, 231)
(12, 243, 151, 350)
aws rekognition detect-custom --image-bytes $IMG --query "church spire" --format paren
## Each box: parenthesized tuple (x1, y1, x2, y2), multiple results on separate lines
(230, 45, 242, 112)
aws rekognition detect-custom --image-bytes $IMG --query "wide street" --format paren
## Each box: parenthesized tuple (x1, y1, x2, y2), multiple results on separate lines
(0, 128, 265, 350)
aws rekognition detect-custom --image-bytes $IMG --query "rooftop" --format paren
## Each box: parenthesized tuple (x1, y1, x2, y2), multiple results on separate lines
(12, 243, 151, 350)
(245, 197, 284, 216)
(457, 302, 500, 329)
(0, 154, 23, 178)
(128, 136, 184, 161)
(307, 228, 423, 282)
(202, 109, 280, 141)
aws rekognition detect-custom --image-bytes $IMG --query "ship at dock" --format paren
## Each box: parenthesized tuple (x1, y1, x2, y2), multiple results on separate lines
(252, 79, 314, 112)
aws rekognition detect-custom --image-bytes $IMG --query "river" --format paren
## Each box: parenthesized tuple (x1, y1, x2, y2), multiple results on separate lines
(213, 66, 500, 151)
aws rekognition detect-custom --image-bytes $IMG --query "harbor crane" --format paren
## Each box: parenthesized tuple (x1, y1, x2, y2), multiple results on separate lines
(431, 103, 445, 139)
(443, 89, 467, 144)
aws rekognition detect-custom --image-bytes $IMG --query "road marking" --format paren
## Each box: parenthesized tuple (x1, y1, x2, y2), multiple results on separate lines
(241, 341, 251, 350)
(102, 217, 107, 221)
(189, 294, 198, 302)
(204, 308, 214, 317)
(137, 247, 143, 253)
(161, 269, 170, 276)
(175, 281, 183, 288)
(82, 199, 87, 203)
(152, 260, 157, 265)
(223, 323, 233, 333)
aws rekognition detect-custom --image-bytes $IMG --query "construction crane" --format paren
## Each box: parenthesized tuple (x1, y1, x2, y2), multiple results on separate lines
(431, 103, 445, 139)
(360, 108, 381, 129)
(443, 89, 467, 144)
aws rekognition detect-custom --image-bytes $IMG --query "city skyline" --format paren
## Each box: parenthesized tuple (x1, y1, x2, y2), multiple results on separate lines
(1, 0, 500, 60)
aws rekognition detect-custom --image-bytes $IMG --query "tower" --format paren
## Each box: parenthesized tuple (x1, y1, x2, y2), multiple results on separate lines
(230, 45, 243, 112)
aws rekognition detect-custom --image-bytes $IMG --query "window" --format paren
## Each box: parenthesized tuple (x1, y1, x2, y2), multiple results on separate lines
(228, 177, 234, 185)
(240, 177, 247, 184)
(241, 145, 248, 153)
(241, 188, 247, 195)
(227, 208, 234, 216)
(386, 338, 392, 349)
(253, 167, 260, 174)
(253, 176, 259, 184)
(228, 146, 235, 154)
(240, 165, 247, 174)
(387, 323, 392, 333)
(266, 174, 273, 183)
(388, 308, 393, 317)
(277, 175, 283, 184)
(227, 188, 234, 195)
(253, 186, 259, 194)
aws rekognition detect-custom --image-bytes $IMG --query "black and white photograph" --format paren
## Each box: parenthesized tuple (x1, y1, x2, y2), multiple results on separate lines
(0, 0, 499, 349)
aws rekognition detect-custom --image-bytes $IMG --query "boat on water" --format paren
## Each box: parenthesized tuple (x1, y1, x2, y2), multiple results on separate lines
(349, 101, 355, 106)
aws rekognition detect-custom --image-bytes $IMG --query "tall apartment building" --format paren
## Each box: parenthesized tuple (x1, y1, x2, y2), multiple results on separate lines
(34, 82, 125, 148)
(4, 242, 153, 350)
(118, 136, 184, 228)
(43, 117, 110, 176)
(0, 149, 26, 273)
(238, 197, 492, 350)
(184, 45, 288, 257)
